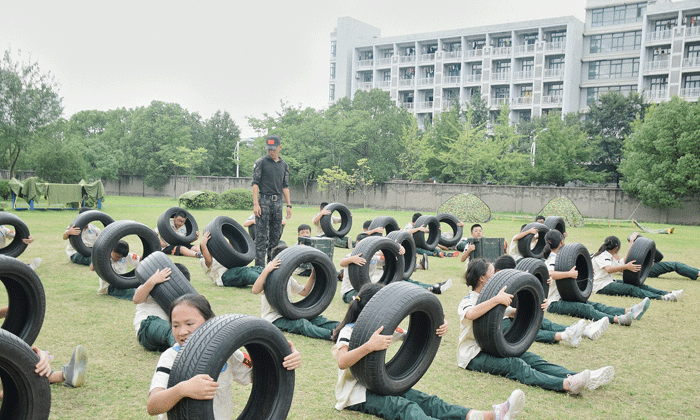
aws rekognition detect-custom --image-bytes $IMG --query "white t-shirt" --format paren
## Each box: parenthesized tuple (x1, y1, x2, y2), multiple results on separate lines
(457, 291, 482, 368)
(545, 252, 562, 303)
(201, 256, 228, 287)
(0, 225, 14, 247)
(111, 252, 140, 274)
(65, 223, 100, 257)
(133, 296, 168, 335)
(260, 276, 305, 323)
(592, 250, 623, 293)
(314, 212, 341, 236)
(331, 324, 367, 410)
(340, 253, 384, 296)
(155, 219, 188, 247)
(150, 344, 252, 420)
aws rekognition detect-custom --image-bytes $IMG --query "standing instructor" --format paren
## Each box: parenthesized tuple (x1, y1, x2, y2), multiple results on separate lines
(251, 134, 292, 267)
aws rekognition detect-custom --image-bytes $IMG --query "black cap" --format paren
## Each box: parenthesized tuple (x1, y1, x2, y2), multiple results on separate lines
(265, 135, 281, 150)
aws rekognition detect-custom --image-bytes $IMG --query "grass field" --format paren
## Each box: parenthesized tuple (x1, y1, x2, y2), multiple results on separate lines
(2, 195, 699, 419)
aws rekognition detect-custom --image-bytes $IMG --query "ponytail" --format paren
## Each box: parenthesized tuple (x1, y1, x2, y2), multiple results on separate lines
(543, 230, 563, 259)
(331, 283, 383, 342)
(465, 259, 491, 290)
(592, 236, 621, 258)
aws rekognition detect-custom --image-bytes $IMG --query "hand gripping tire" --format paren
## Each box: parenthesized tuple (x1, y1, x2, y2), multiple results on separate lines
(0, 213, 31, 258)
(264, 245, 337, 320)
(167, 314, 294, 420)
(387, 230, 416, 280)
(91, 220, 162, 289)
(348, 236, 404, 291)
(68, 210, 115, 257)
(543, 216, 566, 236)
(0, 329, 51, 420)
(0, 256, 45, 346)
(368, 216, 400, 236)
(319, 202, 352, 238)
(554, 243, 593, 303)
(516, 257, 550, 297)
(349, 281, 443, 395)
(473, 269, 544, 358)
(135, 251, 199, 313)
(516, 222, 550, 259)
(622, 237, 656, 287)
(436, 213, 463, 248)
(157, 207, 198, 246)
(203, 216, 255, 269)
(412, 215, 440, 251)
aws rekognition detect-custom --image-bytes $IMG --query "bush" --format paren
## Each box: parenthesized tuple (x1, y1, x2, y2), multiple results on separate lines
(0, 180, 10, 200)
(179, 191, 219, 209)
(217, 189, 254, 210)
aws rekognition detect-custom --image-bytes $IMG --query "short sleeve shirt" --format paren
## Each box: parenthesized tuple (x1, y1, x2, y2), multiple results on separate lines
(111, 252, 140, 275)
(133, 295, 168, 335)
(340, 253, 384, 296)
(260, 276, 305, 322)
(65, 223, 100, 257)
(313, 212, 342, 236)
(251, 154, 289, 196)
(592, 250, 622, 293)
(457, 291, 482, 368)
(331, 324, 367, 410)
(201, 256, 228, 287)
(155, 219, 188, 247)
(544, 253, 562, 303)
(0, 225, 14, 247)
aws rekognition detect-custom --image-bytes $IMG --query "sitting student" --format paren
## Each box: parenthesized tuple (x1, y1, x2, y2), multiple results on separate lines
(91, 240, 139, 300)
(404, 213, 459, 260)
(507, 224, 539, 263)
(252, 245, 340, 341)
(199, 231, 261, 287)
(535, 215, 545, 223)
(154, 209, 202, 259)
(295, 224, 314, 276)
(362, 219, 385, 236)
(245, 213, 287, 246)
(63, 207, 99, 266)
(312, 202, 353, 248)
(332, 283, 526, 420)
(0, 226, 40, 269)
(459, 224, 485, 263)
(629, 232, 699, 281)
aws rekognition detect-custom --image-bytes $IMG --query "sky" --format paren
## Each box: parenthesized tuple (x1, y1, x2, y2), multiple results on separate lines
(1, 0, 587, 137)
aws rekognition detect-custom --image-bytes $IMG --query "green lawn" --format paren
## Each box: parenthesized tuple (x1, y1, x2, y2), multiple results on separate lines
(3, 195, 699, 419)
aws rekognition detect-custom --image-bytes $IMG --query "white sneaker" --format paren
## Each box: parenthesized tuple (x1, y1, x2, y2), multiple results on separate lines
(492, 389, 525, 420)
(631, 297, 650, 320)
(671, 289, 683, 300)
(62, 345, 88, 387)
(662, 292, 677, 302)
(616, 312, 633, 326)
(583, 317, 609, 341)
(29, 257, 42, 270)
(586, 366, 614, 390)
(566, 369, 590, 395)
(432, 278, 453, 295)
(97, 278, 109, 295)
(562, 319, 587, 347)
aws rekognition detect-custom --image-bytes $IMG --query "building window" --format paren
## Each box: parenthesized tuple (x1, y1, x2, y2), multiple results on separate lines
(549, 31, 566, 43)
(362, 72, 373, 82)
(687, 44, 700, 58)
(359, 50, 373, 60)
(381, 70, 391, 81)
(522, 59, 534, 72)
(589, 58, 639, 79)
(523, 34, 538, 45)
(329, 84, 335, 101)
(444, 42, 461, 52)
(685, 74, 700, 89)
(650, 76, 668, 91)
(591, 3, 646, 27)
(423, 66, 435, 78)
(493, 86, 509, 98)
(495, 60, 511, 73)
(590, 31, 642, 53)
(654, 18, 677, 31)
(520, 85, 533, 97)
(400, 67, 415, 79)
(471, 40, 486, 50)
(586, 85, 637, 105)
(471, 63, 482, 75)
(444, 89, 459, 101)
(548, 56, 564, 69)
(331, 41, 336, 57)
(330, 63, 336, 79)
(495, 37, 511, 47)
(546, 83, 563, 97)
(446, 63, 461, 76)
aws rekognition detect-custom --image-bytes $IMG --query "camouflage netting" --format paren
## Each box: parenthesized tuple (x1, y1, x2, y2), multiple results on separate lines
(538, 196, 585, 228)
(438, 193, 491, 223)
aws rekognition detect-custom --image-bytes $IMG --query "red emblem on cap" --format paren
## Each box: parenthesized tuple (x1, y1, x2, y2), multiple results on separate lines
(267, 139, 275, 145)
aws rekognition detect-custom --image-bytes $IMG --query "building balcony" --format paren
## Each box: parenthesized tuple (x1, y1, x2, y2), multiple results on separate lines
(464, 73, 482, 84)
(683, 56, 700, 69)
(357, 59, 373, 69)
(647, 29, 673, 43)
(443, 50, 462, 61)
(513, 70, 534, 80)
(491, 71, 511, 82)
(686, 25, 700, 38)
(399, 55, 416, 64)
(416, 101, 434, 110)
(464, 49, 484, 59)
(398, 78, 415, 88)
(491, 97, 508, 107)
(377, 80, 391, 89)
(514, 44, 536, 55)
(376, 57, 392, 67)
(419, 53, 436, 63)
(443, 75, 461, 85)
(543, 68, 564, 78)
(400, 102, 414, 110)
(644, 60, 670, 72)
(511, 96, 533, 106)
(681, 87, 700, 100)
(492, 46, 512, 56)
(647, 89, 668, 101)
(545, 41, 565, 52)
(542, 95, 563, 105)
(356, 82, 374, 91)
(418, 77, 435, 86)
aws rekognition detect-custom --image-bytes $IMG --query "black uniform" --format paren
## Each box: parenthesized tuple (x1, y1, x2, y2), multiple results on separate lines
(251, 154, 289, 266)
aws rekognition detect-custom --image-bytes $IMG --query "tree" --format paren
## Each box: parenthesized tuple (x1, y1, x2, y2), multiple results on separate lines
(353, 158, 375, 208)
(0, 50, 63, 178)
(203, 110, 241, 176)
(396, 118, 425, 181)
(31, 120, 86, 183)
(620, 97, 700, 209)
(317, 166, 354, 203)
(64, 109, 123, 181)
(466, 88, 489, 129)
(170, 146, 208, 180)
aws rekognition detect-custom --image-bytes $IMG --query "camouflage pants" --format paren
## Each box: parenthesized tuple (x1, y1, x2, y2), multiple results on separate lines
(255, 195, 284, 266)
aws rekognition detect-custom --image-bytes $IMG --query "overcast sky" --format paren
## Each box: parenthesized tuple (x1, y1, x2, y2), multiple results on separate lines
(1, 0, 587, 137)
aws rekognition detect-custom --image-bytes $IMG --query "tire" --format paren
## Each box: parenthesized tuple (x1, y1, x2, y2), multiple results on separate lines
(0, 329, 51, 420)
(516, 223, 550, 259)
(473, 269, 544, 358)
(68, 210, 115, 257)
(248, 224, 256, 241)
(554, 243, 593, 303)
(167, 314, 294, 420)
(368, 216, 400, 236)
(203, 216, 255, 269)
(135, 251, 199, 313)
(516, 257, 550, 297)
(387, 230, 416, 280)
(91, 220, 162, 289)
(319, 203, 352, 238)
(436, 213, 463, 248)
(349, 282, 443, 396)
(157, 207, 198, 246)
(348, 236, 404, 291)
(0, 256, 45, 346)
(0, 213, 30, 258)
(412, 215, 440, 251)
(264, 245, 337, 320)
(622, 237, 656, 287)
(543, 216, 566, 235)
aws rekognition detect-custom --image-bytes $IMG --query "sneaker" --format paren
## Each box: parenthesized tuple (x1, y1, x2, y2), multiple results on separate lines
(617, 312, 633, 326)
(662, 292, 677, 302)
(671, 289, 684, 300)
(586, 366, 614, 390)
(492, 389, 525, 420)
(62, 345, 87, 388)
(437, 251, 446, 258)
(562, 319, 587, 347)
(97, 278, 109, 295)
(583, 317, 609, 341)
(566, 369, 590, 395)
(29, 257, 41, 270)
(631, 297, 650, 320)
(421, 254, 428, 270)
(431, 278, 453, 295)
(451, 251, 460, 258)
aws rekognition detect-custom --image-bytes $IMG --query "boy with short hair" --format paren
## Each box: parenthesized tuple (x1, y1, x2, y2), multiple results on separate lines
(154, 210, 202, 259)
(312, 202, 353, 248)
(199, 231, 262, 287)
(91, 240, 139, 300)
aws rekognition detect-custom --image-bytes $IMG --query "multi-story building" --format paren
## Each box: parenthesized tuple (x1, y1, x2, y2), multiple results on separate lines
(329, 0, 700, 127)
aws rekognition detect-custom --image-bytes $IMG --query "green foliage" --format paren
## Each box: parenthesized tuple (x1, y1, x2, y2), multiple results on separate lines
(31, 120, 86, 183)
(170, 146, 208, 179)
(203, 110, 241, 176)
(217, 188, 253, 210)
(179, 190, 219, 209)
(353, 158, 375, 208)
(0, 179, 10, 200)
(396, 118, 425, 181)
(317, 166, 354, 202)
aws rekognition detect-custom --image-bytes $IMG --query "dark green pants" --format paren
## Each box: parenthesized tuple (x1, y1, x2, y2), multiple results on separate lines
(649, 261, 698, 280)
(503, 317, 565, 344)
(272, 315, 339, 341)
(70, 253, 91, 266)
(347, 388, 471, 420)
(416, 247, 441, 257)
(597, 280, 667, 300)
(467, 351, 575, 392)
(221, 266, 263, 287)
(138, 316, 176, 352)
(548, 299, 625, 323)
(107, 285, 135, 301)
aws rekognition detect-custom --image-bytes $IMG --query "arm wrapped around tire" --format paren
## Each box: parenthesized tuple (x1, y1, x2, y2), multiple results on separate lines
(554, 243, 593, 303)
(368, 216, 400, 236)
(68, 210, 115, 257)
(0, 255, 45, 345)
(167, 314, 295, 420)
(387, 230, 416, 280)
(157, 207, 198, 246)
(516, 222, 550, 259)
(436, 213, 463, 248)
(412, 215, 440, 251)
(264, 245, 337, 320)
(348, 236, 404, 291)
(622, 237, 656, 287)
(135, 251, 199, 313)
(543, 216, 566, 236)
(320, 202, 352, 238)
(91, 220, 162, 289)
(515, 257, 550, 297)
(0, 213, 31, 258)
(349, 281, 443, 396)
(473, 269, 544, 358)
(203, 216, 255, 269)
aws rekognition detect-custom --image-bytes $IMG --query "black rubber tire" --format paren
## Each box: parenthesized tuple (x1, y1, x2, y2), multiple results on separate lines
(517, 222, 550, 259)
(516, 257, 550, 297)
(135, 251, 199, 313)
(0, 256, 45, 346)
(368, 216, 400, 236)
(203, 216, 255, 269)
(436, 213, 463, 247)
(387, 230, 416, 280)
(473, 269, 544, 358)
(0, 329, 51, 420)
(622, 237, 656, 287)
(319, 203, 352, 238)
(348, 236, 404, 291)
(654, 249, 663, 263)
(167, 314, 294, 420)
(91, 220, 162, 289)
(543, 216, 566, 235)
(264, 245, 337, 320)
(554, 243, 593, 303)
(68, 210, 115, 257)
(412, 215, 440, 251)
(157, 207, 198, 246)
(349, 281, 443, 396)
(0, 213, 30, 258)
(248, 224, 256, 241)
